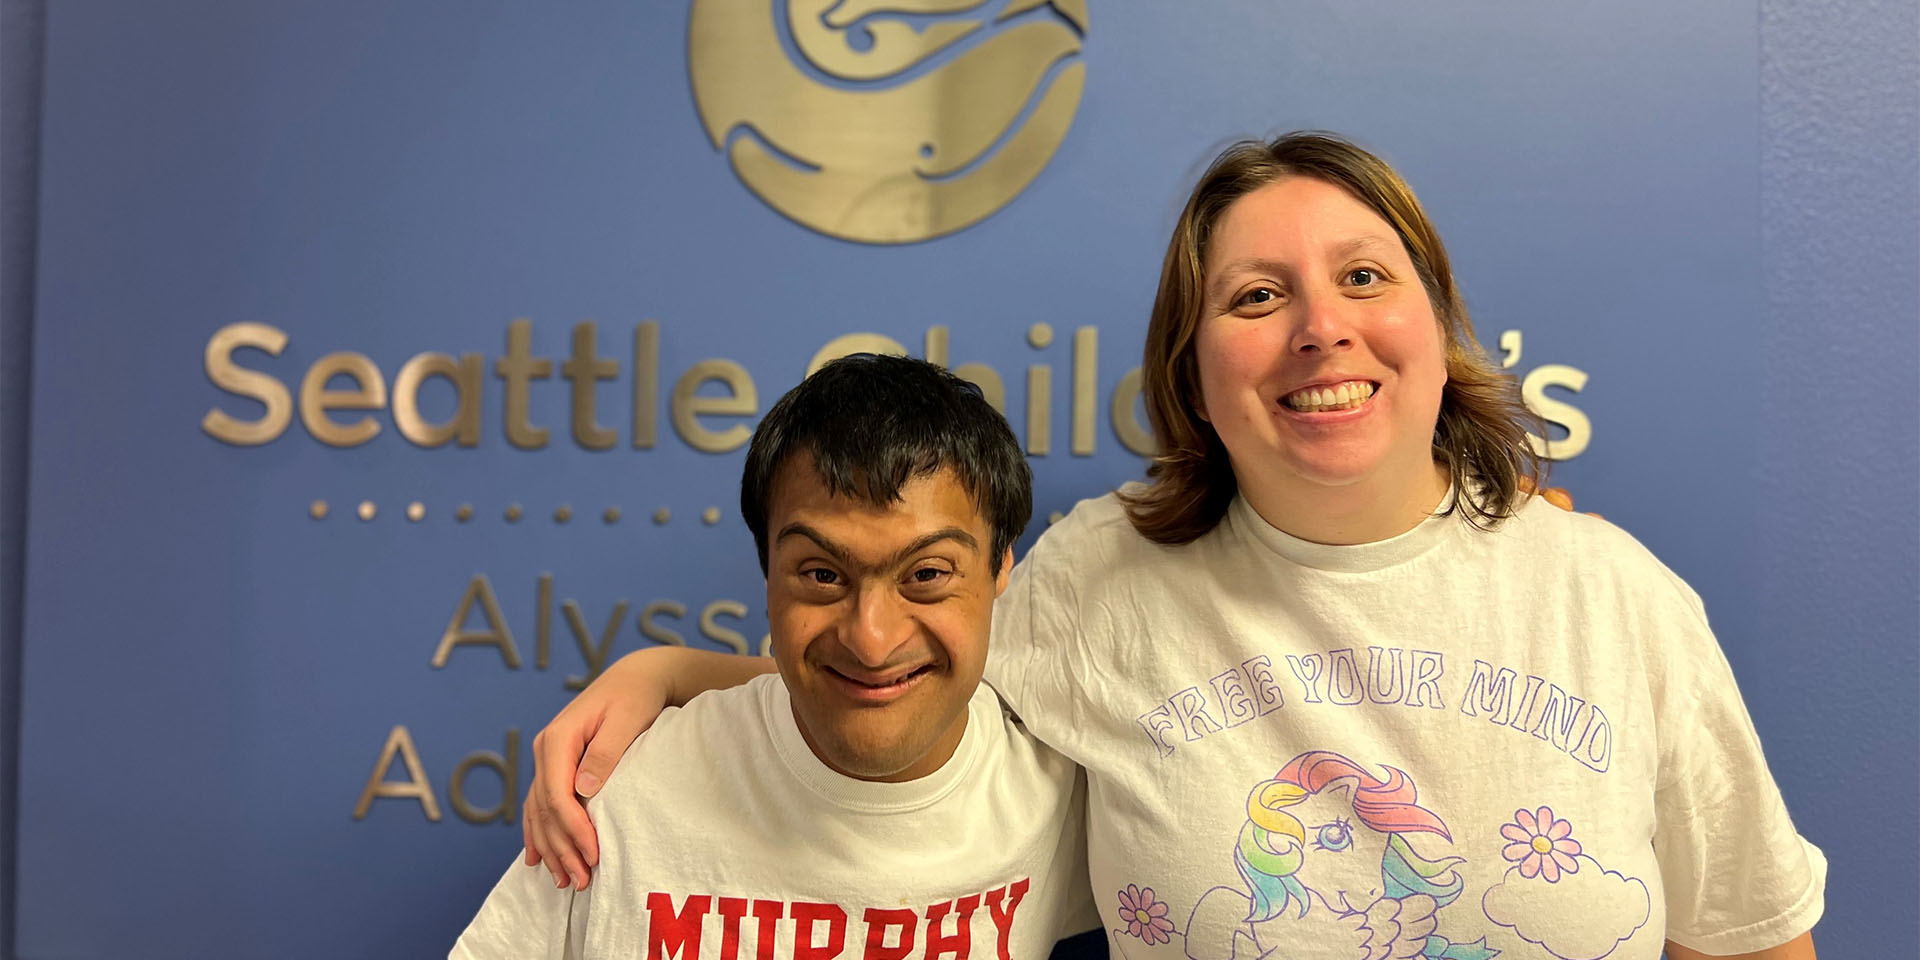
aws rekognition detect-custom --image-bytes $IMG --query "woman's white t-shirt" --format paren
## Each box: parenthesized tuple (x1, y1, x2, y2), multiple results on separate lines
(987, 490, 1823, 960)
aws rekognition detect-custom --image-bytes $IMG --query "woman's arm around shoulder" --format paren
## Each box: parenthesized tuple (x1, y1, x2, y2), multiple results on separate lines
(520, 644, 775, 890)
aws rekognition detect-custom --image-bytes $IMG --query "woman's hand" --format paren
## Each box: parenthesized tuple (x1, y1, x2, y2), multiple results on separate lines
(1518, 476, 1593, 518)
(520, 645, 776, 890)
(521, 648, 670, 889)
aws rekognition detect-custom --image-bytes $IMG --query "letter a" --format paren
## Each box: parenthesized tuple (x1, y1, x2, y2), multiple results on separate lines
(432, 574, 522, 668)
(352, 725, 442, 821)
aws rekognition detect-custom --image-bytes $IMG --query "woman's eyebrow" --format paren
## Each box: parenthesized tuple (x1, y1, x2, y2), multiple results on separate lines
(1329, 235, 1398, 259)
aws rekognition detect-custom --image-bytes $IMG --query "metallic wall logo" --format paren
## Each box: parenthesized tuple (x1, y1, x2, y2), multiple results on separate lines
(689, 0, 1089, 244)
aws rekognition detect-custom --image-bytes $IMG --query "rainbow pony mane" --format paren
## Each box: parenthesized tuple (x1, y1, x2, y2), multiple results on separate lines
(1236, 751, 1465, 921)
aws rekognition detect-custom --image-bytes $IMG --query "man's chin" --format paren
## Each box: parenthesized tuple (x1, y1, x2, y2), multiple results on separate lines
(814, 725, 936, 782)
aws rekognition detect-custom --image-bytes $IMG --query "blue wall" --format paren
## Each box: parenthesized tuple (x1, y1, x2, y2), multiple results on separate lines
(0, 1, 44, 955)
(1756, 0, 1920, 954)
(2, 1, 1913, 958)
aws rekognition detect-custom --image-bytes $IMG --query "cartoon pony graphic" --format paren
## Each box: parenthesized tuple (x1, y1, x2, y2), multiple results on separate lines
(1183, 751, 1496, 960)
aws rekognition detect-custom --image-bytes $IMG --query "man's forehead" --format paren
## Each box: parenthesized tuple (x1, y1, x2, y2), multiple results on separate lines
(770, 457, 984, 520)
(768, 463, 989, 559)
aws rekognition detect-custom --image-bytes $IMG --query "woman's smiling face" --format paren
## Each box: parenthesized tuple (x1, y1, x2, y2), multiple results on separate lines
(1194, 175, 1449, 506)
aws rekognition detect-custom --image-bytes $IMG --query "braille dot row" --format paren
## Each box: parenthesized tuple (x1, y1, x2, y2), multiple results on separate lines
(309, 500, 725, 526)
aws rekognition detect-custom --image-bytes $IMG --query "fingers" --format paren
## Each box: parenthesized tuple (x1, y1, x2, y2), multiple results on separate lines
(531, 720, 600, 888)
(534, 778, 593, 890)
(551, 798, 596, 890)
(577, 699, 658, 791)
(523, 663, 666, 890)
(1542, 487, 1575, 512)
(570, 715, 650, 868)
(523, 798, 569, 889)
(529, 727, 584, 888)
(521, 785, 541, 867)
(576, 739, 625, 801)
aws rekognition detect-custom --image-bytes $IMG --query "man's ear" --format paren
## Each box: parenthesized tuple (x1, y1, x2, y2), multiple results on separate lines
(994, 547, 1014, 596)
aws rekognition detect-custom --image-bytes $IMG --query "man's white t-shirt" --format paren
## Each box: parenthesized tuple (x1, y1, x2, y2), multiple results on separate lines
(454, 674, 1093, 960)
(988, 490, 1825, 960)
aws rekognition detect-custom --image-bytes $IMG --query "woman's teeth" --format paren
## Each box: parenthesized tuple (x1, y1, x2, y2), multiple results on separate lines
(1283, 381, 1375, 412)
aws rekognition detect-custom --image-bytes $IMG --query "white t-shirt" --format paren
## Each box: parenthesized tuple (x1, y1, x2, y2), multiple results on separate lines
(987, 490, 1825, 960)
(453, 674, 1094, 960)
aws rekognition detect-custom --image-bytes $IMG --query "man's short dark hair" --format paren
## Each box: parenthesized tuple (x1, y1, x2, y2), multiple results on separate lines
(741, 354, 1032, 576)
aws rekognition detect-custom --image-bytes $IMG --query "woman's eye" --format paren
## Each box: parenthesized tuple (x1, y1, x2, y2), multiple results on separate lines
(1347, 268, 1378, 286)
(1239, 288, 1277, 306)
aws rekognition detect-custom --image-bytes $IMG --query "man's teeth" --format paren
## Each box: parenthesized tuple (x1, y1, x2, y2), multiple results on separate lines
(846, 667, 925, 688)
(1283, 381, 1375, 412)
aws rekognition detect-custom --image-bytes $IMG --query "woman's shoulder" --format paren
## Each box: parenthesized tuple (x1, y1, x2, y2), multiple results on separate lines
(1025, 487, 1132, 555)
(1492, 495, 1707, 619)
(1031, 482, 1204, 554)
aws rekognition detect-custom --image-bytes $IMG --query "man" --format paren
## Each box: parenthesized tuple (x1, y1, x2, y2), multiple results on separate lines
(453, 355, 1091, 960)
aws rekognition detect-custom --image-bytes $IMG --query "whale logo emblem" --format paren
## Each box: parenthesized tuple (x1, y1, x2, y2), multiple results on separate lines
(689, 0, 1089, 244)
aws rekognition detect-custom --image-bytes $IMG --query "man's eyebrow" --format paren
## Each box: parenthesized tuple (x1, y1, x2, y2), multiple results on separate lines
(774, 523, 979, 569)
(776, 523, 853, 566)
(890, 528, 979, 565)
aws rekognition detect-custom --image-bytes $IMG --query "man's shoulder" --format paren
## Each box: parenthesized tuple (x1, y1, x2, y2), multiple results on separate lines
(588, 675, 777, 809)
(967, 686, 1084, 799)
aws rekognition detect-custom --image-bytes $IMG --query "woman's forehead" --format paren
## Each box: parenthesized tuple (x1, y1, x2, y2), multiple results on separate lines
(1206, 178, 1405, 271)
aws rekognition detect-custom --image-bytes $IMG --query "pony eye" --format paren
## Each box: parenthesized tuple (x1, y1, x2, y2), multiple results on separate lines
(1315, 820, 1353, 852)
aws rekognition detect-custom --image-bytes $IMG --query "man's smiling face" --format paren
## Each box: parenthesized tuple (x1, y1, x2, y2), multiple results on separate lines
(763, 455, 1009, 782)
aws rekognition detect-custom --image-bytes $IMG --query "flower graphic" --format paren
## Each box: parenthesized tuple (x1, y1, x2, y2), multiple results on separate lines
(1501, 805, 1583, 882)
(1116, 884, 1175, 945)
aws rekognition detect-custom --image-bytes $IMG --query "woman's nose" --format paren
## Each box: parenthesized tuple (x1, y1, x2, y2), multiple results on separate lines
(1289, 290, 1356, 356)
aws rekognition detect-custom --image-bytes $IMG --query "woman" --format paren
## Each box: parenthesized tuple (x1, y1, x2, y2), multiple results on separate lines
(521, 133, 1822, 959)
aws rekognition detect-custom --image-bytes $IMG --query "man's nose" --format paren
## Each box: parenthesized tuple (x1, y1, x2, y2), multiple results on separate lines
(842, 584, 913, 667)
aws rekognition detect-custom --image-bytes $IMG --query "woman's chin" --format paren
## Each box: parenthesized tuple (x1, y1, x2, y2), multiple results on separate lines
(1275, 457, 1391, 495)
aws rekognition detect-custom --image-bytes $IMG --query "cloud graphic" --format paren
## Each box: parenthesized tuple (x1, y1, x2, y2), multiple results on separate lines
(1481, 855, 1650, 960)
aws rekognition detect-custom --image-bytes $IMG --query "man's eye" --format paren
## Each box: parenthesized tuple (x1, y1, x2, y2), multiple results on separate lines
(805, 569, 840, 585)
(909, 567, 948, 584)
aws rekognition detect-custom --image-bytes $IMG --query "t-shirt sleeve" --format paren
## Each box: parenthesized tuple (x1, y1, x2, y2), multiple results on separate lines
(985, 513, 1095, 757)
(449, 856, 592, 960)
(1056, 785, 1103, 937)
(1650, 583, 1826, 955)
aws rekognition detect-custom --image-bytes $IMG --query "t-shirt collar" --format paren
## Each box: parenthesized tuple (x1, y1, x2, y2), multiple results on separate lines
(1229, 486, 1457, 573)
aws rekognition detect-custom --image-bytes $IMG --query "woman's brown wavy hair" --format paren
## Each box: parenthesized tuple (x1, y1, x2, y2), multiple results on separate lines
(1120, 131, 1545, 544)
